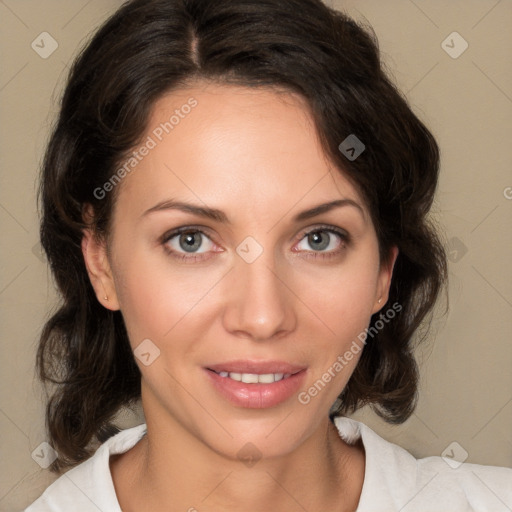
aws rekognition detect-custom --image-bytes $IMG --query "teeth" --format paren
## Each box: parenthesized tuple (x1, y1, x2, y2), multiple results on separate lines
(258, 373, 278, 384)
(216, 371, 290, 383)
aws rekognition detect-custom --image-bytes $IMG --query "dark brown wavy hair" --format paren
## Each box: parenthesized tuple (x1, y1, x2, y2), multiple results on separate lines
(37, 0, 448, 472)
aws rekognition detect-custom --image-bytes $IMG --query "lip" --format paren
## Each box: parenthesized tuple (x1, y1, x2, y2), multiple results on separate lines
(204, 360, 307, 409)
(206, 360, 306, 375)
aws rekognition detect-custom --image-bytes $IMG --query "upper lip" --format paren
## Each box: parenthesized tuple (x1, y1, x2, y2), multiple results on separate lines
(206, 360, 306, 375)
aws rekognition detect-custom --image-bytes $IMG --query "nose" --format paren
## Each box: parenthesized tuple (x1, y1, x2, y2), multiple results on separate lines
(221, 252, 297, 341)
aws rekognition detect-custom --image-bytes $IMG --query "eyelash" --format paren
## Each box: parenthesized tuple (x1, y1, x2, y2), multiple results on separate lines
(160, 224, 351, 263)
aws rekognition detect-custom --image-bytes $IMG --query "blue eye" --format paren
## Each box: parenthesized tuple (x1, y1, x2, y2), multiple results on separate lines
(163, 229, 215, 257)
(167, 231, 213, 253)
(295, 227, 350, 256)
(160, 224, 350, 263)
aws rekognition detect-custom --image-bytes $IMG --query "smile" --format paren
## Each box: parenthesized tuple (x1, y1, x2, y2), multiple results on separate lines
(211, 370, 293, 383)
(205, 362, 307, 408)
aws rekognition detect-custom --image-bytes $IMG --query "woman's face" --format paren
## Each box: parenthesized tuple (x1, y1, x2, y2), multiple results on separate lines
(85, 83, 397, 460)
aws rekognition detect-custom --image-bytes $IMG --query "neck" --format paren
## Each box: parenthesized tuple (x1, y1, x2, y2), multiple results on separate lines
(111, 407, 364, 512)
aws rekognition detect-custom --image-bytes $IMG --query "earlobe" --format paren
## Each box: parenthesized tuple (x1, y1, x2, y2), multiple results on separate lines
(81, 228, 120, 311)
(373, 245, 399, 313)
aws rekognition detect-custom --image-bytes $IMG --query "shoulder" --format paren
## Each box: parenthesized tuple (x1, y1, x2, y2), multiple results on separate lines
(23, 424, 147, 512)
(334, 417, 512, 512)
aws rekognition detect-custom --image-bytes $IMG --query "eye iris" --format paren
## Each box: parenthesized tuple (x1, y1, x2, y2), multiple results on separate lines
(179, 232, 202, 252)
(308, 231, 330, 251)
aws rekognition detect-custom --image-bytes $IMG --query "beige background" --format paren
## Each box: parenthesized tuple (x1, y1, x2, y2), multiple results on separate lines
(0, 0, 511, 510)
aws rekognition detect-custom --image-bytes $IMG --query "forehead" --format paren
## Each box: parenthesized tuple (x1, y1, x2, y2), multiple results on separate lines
(114, 82, 368, 224)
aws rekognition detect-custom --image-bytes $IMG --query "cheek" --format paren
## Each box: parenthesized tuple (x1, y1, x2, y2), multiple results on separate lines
(295, 267, 377, 410)
(300, 257, 379, 337)
(112, 244, 226, 347)
(293, 251, 380, 400)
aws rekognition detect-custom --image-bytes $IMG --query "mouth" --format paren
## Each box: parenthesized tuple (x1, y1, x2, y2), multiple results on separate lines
(204, 360, 307, 409)
(207, 369, 297, 384)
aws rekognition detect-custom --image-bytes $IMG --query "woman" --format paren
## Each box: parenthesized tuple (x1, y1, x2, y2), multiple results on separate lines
(26, 0, 512, 510)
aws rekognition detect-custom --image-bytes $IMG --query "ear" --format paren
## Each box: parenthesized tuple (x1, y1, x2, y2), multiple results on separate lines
(372, 245, 399, 314)
(81, 209, 120, 311)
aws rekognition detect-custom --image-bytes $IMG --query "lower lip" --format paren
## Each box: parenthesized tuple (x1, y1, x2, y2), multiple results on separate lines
(205, 369, 307, 409)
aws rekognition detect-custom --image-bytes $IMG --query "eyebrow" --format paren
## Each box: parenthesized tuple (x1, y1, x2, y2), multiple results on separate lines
(142, 198, 365, 223)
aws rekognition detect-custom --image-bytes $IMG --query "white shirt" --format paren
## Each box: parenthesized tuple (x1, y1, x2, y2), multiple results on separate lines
(24, 417, 512, 511)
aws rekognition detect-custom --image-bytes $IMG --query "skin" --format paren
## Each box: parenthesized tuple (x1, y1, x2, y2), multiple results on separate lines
(82, 82, 398, 512)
